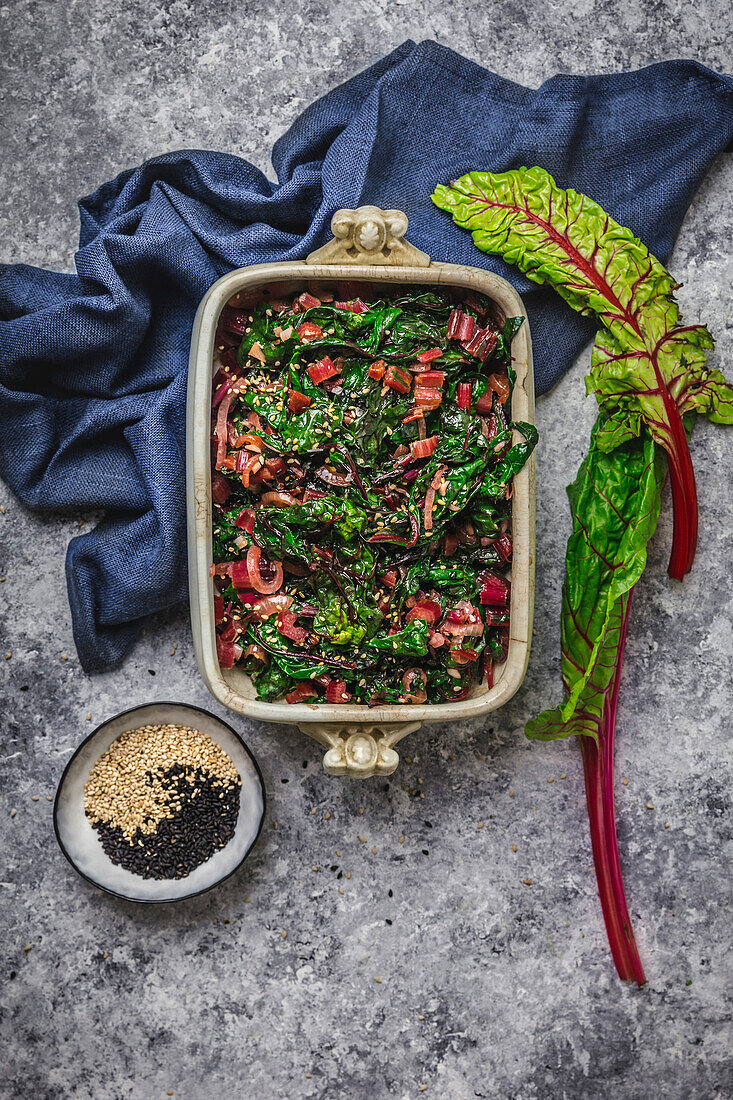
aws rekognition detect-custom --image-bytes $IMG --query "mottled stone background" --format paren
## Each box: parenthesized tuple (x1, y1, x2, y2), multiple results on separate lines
(1, 2, 732, 1098)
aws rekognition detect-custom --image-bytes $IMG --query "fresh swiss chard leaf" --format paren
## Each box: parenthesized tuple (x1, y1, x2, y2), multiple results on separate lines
(433, 165, 733, 578)
(526, 423, 664, 740)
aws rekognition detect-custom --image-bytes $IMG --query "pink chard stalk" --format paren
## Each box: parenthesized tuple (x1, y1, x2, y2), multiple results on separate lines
(433, 167, 733, 983)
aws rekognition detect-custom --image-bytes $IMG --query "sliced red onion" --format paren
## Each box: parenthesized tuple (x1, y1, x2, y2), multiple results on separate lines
(261, 491, 300, 507)
(402, 667, 427, 704)
(215, 391, 234, 469)
(252, 593, 293, 620)
(450, 648, 479, 665)
(246, 544, 284, 595)
(242, 644, 268, 664)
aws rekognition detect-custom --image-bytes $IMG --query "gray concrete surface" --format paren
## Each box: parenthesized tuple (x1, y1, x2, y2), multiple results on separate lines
(1, 2, 732, 1098)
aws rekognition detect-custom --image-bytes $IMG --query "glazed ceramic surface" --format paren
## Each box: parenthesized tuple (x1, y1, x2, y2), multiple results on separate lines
(187, 207, 535, 776)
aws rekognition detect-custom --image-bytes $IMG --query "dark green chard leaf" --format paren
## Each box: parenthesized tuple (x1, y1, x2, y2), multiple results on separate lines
(479, 423, 538, 498)
(401, 560, 479, 599)
(254, 661, 292, 702)
(250, 619, 329, 680)
(212, 506, 249, 560)
(236, 310, 300, 368)
(493, 317, 525, 364)
(367, 619, 430, 657)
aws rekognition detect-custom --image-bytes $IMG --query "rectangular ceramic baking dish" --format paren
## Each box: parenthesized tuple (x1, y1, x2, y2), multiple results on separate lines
(187, 206, 535, 777)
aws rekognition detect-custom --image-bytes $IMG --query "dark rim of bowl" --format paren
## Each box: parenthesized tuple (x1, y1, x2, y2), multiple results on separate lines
(53, 700, 267, 905)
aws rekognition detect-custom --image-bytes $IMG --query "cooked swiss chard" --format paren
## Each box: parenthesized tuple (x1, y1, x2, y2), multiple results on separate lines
(210, 283, 536, 705)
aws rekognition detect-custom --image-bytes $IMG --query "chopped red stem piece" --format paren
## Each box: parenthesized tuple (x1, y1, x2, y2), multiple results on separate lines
(409, 435, 440, 460)
(457, 382, 472, 412)
(384, 365, 412, 393)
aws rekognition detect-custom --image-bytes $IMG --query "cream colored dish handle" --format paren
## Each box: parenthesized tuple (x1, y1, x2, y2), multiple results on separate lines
(306, 207, 431, 267)
(300, 722, 422, 778)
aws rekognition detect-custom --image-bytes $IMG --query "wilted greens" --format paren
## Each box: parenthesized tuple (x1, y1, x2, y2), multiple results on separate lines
(210, 282, 535, 706)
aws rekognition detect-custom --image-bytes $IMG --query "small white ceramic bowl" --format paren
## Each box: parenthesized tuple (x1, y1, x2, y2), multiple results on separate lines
(53, 701, 266, 903)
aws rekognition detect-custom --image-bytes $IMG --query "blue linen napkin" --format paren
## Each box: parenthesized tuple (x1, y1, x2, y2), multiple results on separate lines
(1, 41, 731, 672)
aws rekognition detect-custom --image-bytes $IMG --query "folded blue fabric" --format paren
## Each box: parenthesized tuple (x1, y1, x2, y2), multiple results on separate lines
(1, 41, 731, 672)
